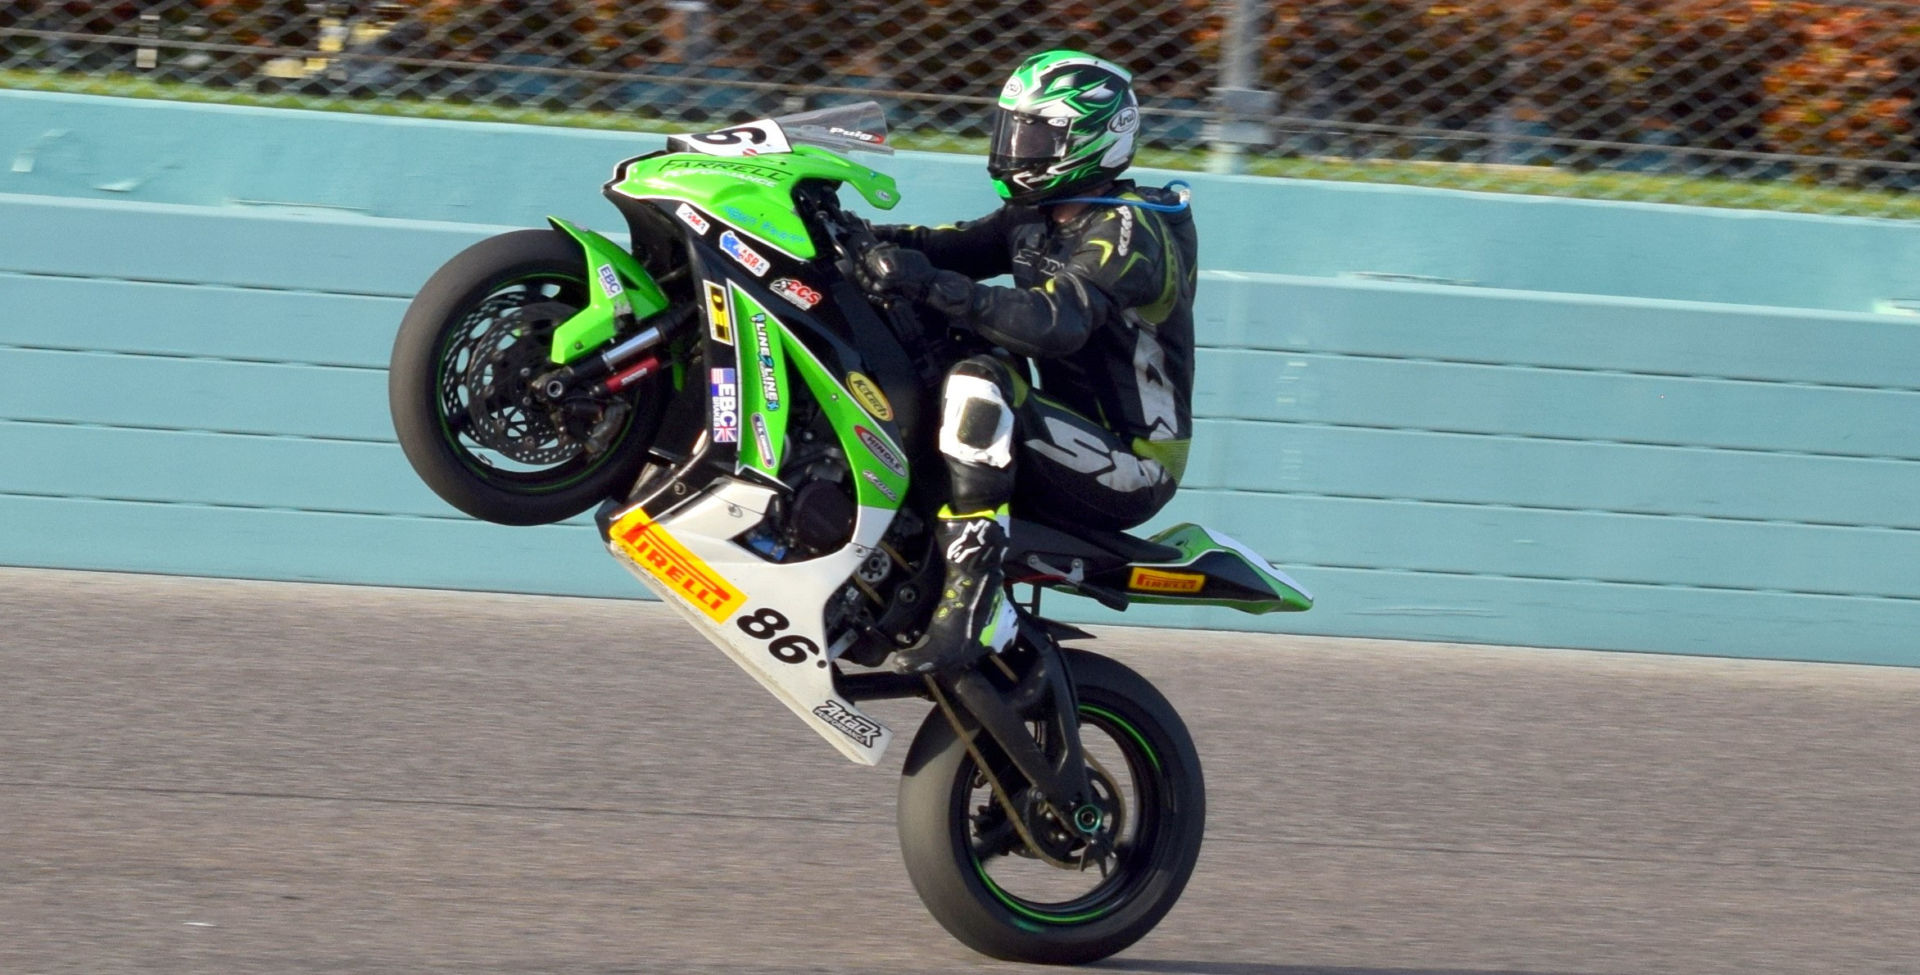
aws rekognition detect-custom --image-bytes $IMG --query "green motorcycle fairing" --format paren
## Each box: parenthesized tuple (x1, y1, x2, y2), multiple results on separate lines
(608, 145, 900, 263)
(545, 217, 671, 364)
(1094, 523, 1315, 614)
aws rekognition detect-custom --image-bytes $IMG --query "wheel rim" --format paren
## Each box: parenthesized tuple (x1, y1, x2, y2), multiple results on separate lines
(431, 273, 640, 493)
(963, 703, 1168, 927)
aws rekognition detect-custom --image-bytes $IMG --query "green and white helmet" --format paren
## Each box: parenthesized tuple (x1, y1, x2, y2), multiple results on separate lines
(988, 50, 1140, 205)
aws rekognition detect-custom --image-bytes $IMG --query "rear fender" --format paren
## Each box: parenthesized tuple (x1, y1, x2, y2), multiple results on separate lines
(1096, 523, 1315, 614)
(546, 217, 671, 364)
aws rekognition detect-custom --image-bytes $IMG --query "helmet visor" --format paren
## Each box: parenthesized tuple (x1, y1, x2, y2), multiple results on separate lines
(988, 111, 1071, 172)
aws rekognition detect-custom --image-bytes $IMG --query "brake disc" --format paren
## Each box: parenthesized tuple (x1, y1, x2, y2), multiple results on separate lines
(460, 301, 581, 465)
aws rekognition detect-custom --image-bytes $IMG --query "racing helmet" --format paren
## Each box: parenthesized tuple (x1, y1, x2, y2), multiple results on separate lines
(988, 50, 1140, 205)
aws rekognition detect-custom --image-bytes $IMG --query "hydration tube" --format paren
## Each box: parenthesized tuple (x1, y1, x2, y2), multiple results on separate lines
(1047, 179, 1193, 213)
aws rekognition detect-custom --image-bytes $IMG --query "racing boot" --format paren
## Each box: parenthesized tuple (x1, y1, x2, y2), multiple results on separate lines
(892, 505, 1017, 675)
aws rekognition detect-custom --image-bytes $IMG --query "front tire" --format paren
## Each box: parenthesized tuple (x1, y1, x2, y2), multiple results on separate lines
(897, 649, 1205, 964)
(389, 229, 666, 525)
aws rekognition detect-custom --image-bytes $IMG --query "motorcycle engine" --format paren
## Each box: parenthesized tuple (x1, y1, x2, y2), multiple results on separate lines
(730, 411, 938, 668)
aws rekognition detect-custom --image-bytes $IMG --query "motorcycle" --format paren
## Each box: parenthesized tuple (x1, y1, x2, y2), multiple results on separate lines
(387, 102, 1313, 965)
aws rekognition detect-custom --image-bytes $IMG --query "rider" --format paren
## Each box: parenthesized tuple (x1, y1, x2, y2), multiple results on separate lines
(856, 50, 1199, 676)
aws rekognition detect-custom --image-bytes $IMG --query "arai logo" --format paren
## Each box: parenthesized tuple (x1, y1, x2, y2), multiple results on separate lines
(1109, 106, 1139, 134)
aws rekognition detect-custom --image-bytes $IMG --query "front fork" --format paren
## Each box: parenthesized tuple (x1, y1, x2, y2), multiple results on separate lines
(529, 218, 690, 412)
(842, 617, 1106, 859)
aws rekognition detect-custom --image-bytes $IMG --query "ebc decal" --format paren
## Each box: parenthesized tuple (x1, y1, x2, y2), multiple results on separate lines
(596, 263, 624, 298)
(709, 367, 740, 443)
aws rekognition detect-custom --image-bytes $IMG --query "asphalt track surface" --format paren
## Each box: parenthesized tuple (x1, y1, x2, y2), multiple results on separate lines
(2, 567, 1916, 975)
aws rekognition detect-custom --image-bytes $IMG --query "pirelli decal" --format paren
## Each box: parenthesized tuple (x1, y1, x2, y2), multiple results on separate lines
(612, 509, 747, 623)
(1128, 566, 1206, 595)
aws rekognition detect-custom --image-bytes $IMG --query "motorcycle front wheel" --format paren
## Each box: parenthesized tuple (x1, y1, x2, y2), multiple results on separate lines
(389, 229, 667, 525)
(897, 648, 1206, 965)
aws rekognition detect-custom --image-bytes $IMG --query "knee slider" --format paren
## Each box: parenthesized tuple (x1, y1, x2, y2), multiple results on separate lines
(939, 370, 1014, 469)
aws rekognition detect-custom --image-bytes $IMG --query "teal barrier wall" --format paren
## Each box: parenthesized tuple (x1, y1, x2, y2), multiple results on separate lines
(4, 92, 1919, 665)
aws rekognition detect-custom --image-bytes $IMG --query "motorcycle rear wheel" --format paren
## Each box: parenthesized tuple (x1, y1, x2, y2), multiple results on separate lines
(389, 229, 666, 526)
(897, 648, 1206, 965)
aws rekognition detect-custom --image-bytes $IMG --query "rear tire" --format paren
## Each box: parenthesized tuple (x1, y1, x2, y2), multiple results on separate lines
(389, 229, 665, 525)
(897, 649, 1205, 964)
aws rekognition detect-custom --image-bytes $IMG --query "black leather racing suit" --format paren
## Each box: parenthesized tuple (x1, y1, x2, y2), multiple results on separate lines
(877, 180, 1199, 530)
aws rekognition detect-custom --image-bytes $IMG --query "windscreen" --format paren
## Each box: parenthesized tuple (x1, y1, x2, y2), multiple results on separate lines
(665, 102, 892, 158)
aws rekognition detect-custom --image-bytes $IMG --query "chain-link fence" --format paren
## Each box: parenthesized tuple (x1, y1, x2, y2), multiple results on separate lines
(5, 1, 1920, 216)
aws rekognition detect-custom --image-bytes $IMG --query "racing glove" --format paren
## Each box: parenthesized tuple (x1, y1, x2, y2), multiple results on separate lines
(857, 243, 975, 322)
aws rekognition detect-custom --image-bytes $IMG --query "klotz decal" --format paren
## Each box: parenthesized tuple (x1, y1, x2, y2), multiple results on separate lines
(751, 313, 780, 412)
(596, 263, 625, 298)
(719, 230, 770, 277)
(813, 700, 884, 747)
(861, 469, 899, 503)
(846, 372, 894, 422)
(770, 277, 822, 310)
(752, 413, 774, 465)
(675, 202, 711, 235)
(611, 509, 747, 623)
(709, 367, 739, 444)
(1128, 566, 1206, 594)
(854, 425, 907, 478)
(704, 281, 733, 344)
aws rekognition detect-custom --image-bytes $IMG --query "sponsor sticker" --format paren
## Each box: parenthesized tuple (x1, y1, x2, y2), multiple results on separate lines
(770, 276, 822, 310)
(847, 372, 893, 422)
(854, 425, 907, 478)
(752, 413, 774, 465)
(828, 125, 883, 144)
(1001, 76, 1024, 99)
(657, 158, 785, 185)
(1109, 106, 1139, 134)
(719, 230, 771, 277)
(709, 367, 739, 444)
(682, 119, 793, 157)
(861, 469, 898, 503)
(813, 700, 884, 747)
(596, 263, 624, 298)
(1128, 566, 1206, 595)
(750, 313, 780, 412)
(611, 508, 748, 623)
(675, 202, 711, 235)
(704, 281, 733, 344)
(721, 204, 808, 247)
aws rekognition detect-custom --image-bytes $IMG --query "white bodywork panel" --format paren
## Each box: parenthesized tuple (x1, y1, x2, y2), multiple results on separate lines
(605, 477, 898, 765)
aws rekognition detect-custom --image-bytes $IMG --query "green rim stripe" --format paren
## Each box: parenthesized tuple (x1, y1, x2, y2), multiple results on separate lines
(974, 863, 1112, 926)
(971, 703, 1161, 925)
(1081, 704, 1160, 773)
